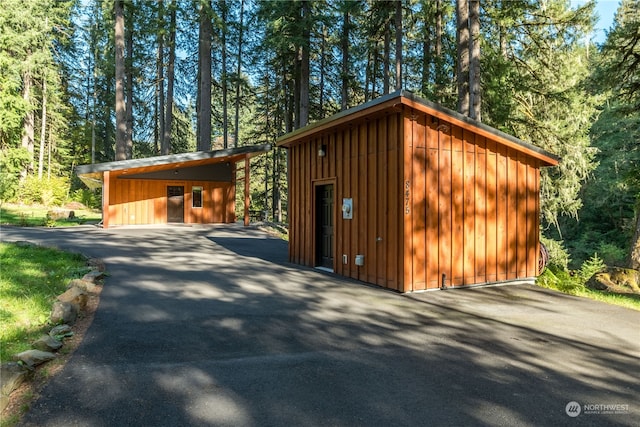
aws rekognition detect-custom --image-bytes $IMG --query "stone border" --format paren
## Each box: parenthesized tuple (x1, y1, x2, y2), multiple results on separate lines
(0, 254, 106, 413)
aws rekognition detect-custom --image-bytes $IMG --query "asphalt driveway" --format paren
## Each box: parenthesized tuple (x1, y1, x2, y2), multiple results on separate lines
(1, 224, 638, 427)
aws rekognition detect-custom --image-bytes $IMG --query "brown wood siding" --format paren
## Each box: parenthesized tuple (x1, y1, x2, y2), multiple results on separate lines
(287, 112, 404, 290)
(387, 116, 400, 290)
(474, 135, 487, 283)
(404, 110, 541, 291)
(106, 171, 236, 226)
(286, 104, 543, 292)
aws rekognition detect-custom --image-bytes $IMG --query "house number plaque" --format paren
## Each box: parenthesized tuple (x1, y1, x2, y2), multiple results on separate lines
(404, 180, 410, 214)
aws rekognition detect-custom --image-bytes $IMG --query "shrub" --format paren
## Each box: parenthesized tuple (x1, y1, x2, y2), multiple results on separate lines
(537, 267, 583, 294)
(538, 253, 607, 295)
(0, 147, 31, 203)
(596, 242, 627, 266)
(70, 188, 101, 209)
(19, 176, 70, 206)
(577, 253, 606, 283)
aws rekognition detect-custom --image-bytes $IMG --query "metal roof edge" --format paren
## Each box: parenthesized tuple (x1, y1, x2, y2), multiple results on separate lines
(75, 144, 272, 176)
(276, 89, 559, 166)
(399, 90, 559, 166)
(276, 90, 404, 147)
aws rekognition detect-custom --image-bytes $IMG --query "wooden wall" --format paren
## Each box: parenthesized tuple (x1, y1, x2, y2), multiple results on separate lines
(287, 107, 542, 293)
(288, 111, 406, 291)
(106, 171, 236, 226)
(405, 110, 541, 291)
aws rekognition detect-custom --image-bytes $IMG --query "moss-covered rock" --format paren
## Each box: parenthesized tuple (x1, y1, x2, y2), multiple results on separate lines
(586, 267, 640, 294)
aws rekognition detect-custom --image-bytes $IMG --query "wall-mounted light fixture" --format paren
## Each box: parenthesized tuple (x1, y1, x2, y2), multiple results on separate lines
(174, 169, 179, 175)
(318, 144, 327, 158)
(437, 124, 450, 134)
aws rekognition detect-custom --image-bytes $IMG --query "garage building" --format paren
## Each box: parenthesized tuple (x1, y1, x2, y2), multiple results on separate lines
(276, 90, 558, 292)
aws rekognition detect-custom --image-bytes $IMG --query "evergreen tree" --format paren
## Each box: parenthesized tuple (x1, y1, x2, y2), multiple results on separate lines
(114, 0, 127, 160)
(482, 0, 599, 231)
(0, 0, 75, 180)
(596, 0, 640, 268)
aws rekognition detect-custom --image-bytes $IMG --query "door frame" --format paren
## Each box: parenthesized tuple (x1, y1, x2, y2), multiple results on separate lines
(167, 185, 185, 223)
(312, 179, 336, 271)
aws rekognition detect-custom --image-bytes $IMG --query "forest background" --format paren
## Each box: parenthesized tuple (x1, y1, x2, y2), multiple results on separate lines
(0, 0, 638, 271)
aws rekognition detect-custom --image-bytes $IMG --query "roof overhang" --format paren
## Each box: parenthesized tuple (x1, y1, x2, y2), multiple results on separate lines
(276, 90, 559, 167)
(76, 144, 271, 189)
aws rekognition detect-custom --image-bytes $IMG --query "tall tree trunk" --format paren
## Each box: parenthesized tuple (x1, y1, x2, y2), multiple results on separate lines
(456, 0, 470, 115)
(299, 0, 310, 128)
(38, 79, 47, 179)
(221, 0, 228, 148)
(233, 0, 245, 148)
(319, 24, 326, 117)
(264, 73, 270, 217)
(469, 0, 481, 121)
(47, 126, 52, 179)
(372, 43, 379, 98)
(288, 68, 295, 133)
(163, 0, 176, 155)
(197, 0, 212, 152)
(104, 77, 115, 160)
(293, 54, 300, 129)
(84, 47, 92, 162)
(421, 4, 431, 96)
(341, 9, 350, 110)
(21, 67, 34, 177)
(114, 0, 127, 160)
(435, 0, 444, 102)
(125, 4, 134, 159)
(282, 60, 292, 133)
(91, 43, 98, 163)
(156, 0, 165, 154)
(383, 20, 391, 94)
(365, 48, 371, 102)
(395, 0, 402, 91)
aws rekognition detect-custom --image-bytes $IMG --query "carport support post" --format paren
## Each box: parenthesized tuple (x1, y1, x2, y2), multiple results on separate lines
(244, 156, 250, 227)
(102, 171, 110, 229)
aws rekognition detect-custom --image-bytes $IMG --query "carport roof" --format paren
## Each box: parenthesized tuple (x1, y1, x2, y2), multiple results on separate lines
(76, 144, 271, 189)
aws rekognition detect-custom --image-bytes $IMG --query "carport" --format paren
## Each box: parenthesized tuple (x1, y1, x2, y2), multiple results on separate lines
(76, 145, 271, 228)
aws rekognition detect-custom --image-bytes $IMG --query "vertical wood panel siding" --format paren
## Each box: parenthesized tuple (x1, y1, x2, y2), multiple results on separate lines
(412, 115, 427, 291)
(388, 116, 400, 290)
(474, 135, 487, 284)
(287, 107, 542, 292)
(287, 112, 405, 290)
(107, 171, 236, 226)
(404, 110, 541, 291)
(349, 126, 359, 279)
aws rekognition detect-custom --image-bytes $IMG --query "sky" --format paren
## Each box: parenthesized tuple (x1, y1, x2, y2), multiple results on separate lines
(572, 0, 619, 43)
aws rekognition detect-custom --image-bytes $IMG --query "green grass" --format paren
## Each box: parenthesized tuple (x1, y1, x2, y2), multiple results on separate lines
(537, 268, 640, 311)
(0, 203, 101, 227)
(0, 242, 90, 362)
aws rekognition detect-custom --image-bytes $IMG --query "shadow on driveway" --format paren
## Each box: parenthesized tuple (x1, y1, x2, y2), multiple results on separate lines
(0, 225, 638, 427)
(207, 227, 289, 265)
